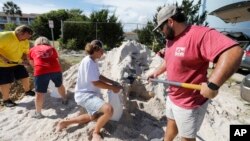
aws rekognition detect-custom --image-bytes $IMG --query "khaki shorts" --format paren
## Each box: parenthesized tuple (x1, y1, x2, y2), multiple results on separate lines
(76, 93, 105, 116)
(166, 96, 210, 138)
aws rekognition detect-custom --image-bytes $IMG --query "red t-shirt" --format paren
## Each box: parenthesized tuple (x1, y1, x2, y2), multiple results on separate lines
(29, 45, 61, 76)
(165, 25, 238, 109)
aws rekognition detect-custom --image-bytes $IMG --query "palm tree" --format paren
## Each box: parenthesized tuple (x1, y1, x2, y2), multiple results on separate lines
(2, 1, 22, 17)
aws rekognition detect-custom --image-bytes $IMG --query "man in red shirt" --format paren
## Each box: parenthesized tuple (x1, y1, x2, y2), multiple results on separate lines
(149, 5, 243, 141)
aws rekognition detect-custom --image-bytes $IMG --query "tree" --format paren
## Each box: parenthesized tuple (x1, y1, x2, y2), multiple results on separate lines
(62, 21, 91, 49)
(181, 0, 208, 26)
(62, 9, 123, 50)
(61, 9, 91, 50)
(137, 21, 155, 46)
(31, 9, 123, 50)
(135, 5, 166, 52)
(31, 9, 91, 49)
(89, 9, 124, 49)
(4, 23, 17, 31)
(31, 9, 75, 40)
(137, 0, 208, 52)
(2, 1, 22, 17)
(66, 9, 88, 21)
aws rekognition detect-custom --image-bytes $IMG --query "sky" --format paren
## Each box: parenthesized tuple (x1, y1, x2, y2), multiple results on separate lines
(0, 0, 249, 33)
(0, 0, 171, 31)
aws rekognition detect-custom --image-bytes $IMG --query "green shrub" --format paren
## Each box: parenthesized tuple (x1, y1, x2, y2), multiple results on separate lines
(65, 38, 77, 50)
(4, 23, 17, 31)
(57, 38, 65, 49)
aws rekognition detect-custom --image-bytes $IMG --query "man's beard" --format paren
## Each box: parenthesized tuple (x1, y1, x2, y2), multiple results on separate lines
(165, 25, 175, 40)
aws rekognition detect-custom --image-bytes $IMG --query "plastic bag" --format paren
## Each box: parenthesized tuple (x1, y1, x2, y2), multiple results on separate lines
(48, 81, 61, 98)
(107, 90, 123, 121)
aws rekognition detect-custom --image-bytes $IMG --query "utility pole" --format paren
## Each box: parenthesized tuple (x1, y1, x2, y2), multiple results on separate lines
(201, 0, 207, 14)
(95, 22, 98, 39)
(61, 20, 63, 39)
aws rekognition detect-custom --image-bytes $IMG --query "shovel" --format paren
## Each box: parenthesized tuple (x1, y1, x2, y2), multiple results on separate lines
(125, 74, 201, 91)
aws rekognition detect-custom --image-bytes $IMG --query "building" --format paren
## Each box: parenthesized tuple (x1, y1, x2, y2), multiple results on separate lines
(124, 32, 139, 41)
(0, 12, 39, 30)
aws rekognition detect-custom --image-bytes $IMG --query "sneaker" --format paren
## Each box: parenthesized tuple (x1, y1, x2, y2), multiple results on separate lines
(25, 90, 35, 96)
(32, 112, 45, 119)
(3, 99, 17, 107)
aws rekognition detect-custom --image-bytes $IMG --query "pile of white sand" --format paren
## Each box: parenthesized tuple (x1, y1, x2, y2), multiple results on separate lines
(1, 41, 250, 141)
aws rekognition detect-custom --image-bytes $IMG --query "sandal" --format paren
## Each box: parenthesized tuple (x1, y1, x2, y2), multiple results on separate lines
(3, 99, 17, 107)
(62, 98, 68, 105)
(25, 90, 35, 96)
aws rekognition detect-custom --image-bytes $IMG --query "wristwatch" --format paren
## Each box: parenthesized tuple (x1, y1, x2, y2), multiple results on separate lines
(207, 81, 220, 90)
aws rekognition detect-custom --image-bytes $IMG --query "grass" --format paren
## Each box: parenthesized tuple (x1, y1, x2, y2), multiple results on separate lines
(59, 56, 82, 72)
(60, 55, 82, 65)
(59, 53, 83, 72)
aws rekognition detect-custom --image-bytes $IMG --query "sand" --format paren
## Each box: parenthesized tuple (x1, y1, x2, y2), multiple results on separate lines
(1, 41, 250, 141)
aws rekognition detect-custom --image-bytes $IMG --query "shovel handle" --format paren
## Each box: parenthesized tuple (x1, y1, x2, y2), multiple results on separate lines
(145, 78, 201, 91)
(181, 83, 201, 91)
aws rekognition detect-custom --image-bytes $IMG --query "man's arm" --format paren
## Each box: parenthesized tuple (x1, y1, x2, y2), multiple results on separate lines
(92, 80, 122, 93)
(29, 59, 34, 67)
(99, 75, 114, 84)
(201, 45, 243, 98)
(21, 53, 30, 66)
(209, 45, 243, 85)
(92, 80, 114, 90)
(148, 61, 167, 79)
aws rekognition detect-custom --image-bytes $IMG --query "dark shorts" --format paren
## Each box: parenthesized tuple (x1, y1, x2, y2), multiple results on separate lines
(34, 72, 62, 93)
(0, 65, 29, 85)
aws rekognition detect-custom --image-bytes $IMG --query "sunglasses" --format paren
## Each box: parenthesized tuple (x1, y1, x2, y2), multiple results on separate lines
(159, 20, 168, 31)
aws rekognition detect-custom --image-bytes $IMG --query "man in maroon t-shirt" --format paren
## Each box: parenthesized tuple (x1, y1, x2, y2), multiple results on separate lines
(149, 5, 243, 141)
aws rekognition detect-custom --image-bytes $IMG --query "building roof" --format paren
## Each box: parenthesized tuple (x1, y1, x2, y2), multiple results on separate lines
(0, 12, 39, 18)
(124, 32, 139, 41)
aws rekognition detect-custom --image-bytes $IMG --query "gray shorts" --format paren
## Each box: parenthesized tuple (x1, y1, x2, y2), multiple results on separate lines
(76, 93, 105, 116)
(166, 96, 209, 138)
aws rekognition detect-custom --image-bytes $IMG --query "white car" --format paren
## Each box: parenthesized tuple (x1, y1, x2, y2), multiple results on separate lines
(241, 74, 250, 102)
(240, 45, 250, 71)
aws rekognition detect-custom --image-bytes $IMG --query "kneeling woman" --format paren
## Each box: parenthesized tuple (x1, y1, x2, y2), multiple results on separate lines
(56, 40, 122, 141)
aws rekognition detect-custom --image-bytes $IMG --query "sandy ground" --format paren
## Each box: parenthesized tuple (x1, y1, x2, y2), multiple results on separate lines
(1, 41, 250, 141)
(1, 74, 249, 141)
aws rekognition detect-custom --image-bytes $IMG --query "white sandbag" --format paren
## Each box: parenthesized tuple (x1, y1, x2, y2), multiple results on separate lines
(107, 90, 123, 121)
(48, 81, 61, 98)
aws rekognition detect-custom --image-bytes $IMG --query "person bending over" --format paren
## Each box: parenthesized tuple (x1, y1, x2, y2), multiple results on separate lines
(29, 36, 68, 118)
(0, 25, 35, 107)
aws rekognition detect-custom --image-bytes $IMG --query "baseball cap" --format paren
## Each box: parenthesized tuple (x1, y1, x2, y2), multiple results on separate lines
(91, 40, 103, 48)
(153, 5, 177, 31)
